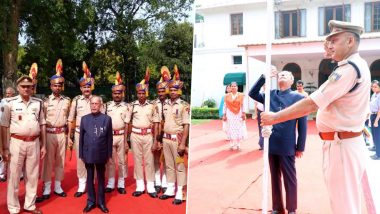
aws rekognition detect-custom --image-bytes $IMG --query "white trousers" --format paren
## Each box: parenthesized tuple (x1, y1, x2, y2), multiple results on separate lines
(322, 135, 366, 214)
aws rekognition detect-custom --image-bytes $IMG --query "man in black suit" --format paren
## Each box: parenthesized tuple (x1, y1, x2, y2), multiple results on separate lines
(79, 96, 113, 213)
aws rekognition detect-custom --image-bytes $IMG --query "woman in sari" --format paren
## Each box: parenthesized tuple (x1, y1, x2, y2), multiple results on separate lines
(222, 82, 246, 150)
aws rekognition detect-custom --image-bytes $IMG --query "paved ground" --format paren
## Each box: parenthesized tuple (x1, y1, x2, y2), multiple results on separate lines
(187, 119, 379, 214)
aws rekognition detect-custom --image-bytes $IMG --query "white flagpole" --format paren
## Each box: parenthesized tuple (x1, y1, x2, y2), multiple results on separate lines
(262, 0, 274, 213)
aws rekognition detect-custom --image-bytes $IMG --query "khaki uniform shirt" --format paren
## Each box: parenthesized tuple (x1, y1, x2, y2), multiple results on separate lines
(105, 101, 128, 130)
(152, 98, 166, 124)
(162, 98, 190, 134)
(44, 94, 71, 127)
(67, 95, 92, 127)
(125, 100, 159, 128)
(1, 95, 46, 136)
(310, 53, 371, 132)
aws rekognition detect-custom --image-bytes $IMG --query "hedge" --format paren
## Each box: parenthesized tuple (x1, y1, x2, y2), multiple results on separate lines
(191, 107, 219, 119)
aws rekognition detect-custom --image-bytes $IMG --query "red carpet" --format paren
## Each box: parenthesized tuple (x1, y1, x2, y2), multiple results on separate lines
(187, 119, 372, 214)
(0, 152, 186, 214)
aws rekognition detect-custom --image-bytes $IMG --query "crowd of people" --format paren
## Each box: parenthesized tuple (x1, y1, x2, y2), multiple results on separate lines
(0, 61, 189, 214)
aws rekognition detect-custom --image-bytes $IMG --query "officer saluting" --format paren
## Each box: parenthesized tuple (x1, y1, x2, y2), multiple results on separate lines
(125, 67, 159, 198)
(152, 66, 171, 193)
(261, 20, 371, 214)
(1, 75, 47, 214)
(159, 65, 190, 205)
(37, 59, 71, 202)
(104, 72, 128, 194)
(67, 61, 94, 197)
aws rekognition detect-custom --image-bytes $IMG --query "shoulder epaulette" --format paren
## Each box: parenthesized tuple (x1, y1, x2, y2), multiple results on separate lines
(5, 97, 17, 103)
(62, 95, 71, 101)
(72, 95, 81, 102)
(31, 97, 43, 102)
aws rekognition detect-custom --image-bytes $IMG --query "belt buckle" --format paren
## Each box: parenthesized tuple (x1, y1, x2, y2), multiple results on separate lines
(141, 129, 147, 135)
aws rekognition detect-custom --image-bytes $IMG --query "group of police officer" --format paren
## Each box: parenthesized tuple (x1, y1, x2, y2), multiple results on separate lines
(0, 60, 189, 214)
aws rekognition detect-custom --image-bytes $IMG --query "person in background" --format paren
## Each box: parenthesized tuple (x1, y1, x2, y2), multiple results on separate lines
(222, 82, 246, 150)
(295, 80, 308, 97)
(219, 85, 231, 140)
(369, 80, 380, 160)
(0, 87, 16, 182)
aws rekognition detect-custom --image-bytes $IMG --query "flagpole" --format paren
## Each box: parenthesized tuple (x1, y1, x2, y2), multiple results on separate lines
(262, 0, 274, 213)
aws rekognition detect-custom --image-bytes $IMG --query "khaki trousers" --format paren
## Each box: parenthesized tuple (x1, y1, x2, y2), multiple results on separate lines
(106, 135, 127, 179)
(130, 133, 154, 181)
(162, 138, 186, 186)
(7, 138, 40, 213)
(322, 135, 366, 214)
(75, 132, 87, 179)
(154, 149, 166, 177)
(41, 132, 66, 182)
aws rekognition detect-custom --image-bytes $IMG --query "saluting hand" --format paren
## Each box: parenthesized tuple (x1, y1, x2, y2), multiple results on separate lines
(40, 146, 46, 159)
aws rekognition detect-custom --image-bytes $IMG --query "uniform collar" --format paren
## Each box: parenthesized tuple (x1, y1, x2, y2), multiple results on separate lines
(50, 93, 63, 100)
(278, 88, 292, 95)
(80, 94, 92, 100)
(16, 95, 34, 103)
(168, 98, 181, 105)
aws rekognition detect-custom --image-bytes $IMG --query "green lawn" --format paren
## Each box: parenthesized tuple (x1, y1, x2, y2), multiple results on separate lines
(191, 119, 212, 125)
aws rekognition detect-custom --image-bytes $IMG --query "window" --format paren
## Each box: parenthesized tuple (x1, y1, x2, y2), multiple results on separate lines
(275, 9, 306, 38)
(318, 5, 351, 36)
(233, 56, 242, 65)
(195, 13, 204, 23)
(365, 2, 380, 32)
(231, 13, 243, 35)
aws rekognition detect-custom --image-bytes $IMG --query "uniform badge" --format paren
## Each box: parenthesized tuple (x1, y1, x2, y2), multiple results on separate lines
(328, 72, 341, 82)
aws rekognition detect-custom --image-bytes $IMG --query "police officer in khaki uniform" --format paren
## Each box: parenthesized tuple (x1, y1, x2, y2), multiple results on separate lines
(261, 20, 370, 214)
(67, 61, 94, 197)
(104, 72, 128, 194)
(0, 87, 16, 182)
(152, 66, 171, 193)
(125, 68, 159, 198)
(36, 59, 71, 202)
(1, 75, 47, 214)
(158, 65, 190, 205)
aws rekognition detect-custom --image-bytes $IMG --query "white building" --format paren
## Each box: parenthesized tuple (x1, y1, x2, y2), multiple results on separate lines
(191, 0, 380, 113)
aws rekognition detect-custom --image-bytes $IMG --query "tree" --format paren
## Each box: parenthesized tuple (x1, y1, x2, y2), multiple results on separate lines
(95, 0, 193, 101)
(1, 0, 22, 91)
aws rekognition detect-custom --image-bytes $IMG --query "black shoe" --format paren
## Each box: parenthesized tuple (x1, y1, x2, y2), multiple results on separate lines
(369, 147, 376, 151)
(148, 192, 158, 198)
(271, 210, 285, 214)
(288, 212, 296, 214)
(370, 154, 380, 160)
(35, 196, 45, 203)
(159, 194, 175, 200)
(117, 188, 126, 194)
(105, 187, 114, 193)
(74, 191, 85, 197)
(259, 147, 263, 150)
(0, 177, 6, 182)
(154, 185, 162, 193)
(97, 204, 109, 213)
(83, 203, 96, 213)
(172, 199, 182, 205)
(54, 191, 67, 197)
(162, 187, 167, 193)
(132, 191, 144, 197)
(20, 176, 24, 181)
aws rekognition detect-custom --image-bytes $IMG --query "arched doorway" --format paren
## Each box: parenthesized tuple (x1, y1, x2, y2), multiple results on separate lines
(318, 59, 337, 87)
(370, 59, 380, 81)
(283, 63, 301, 90)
